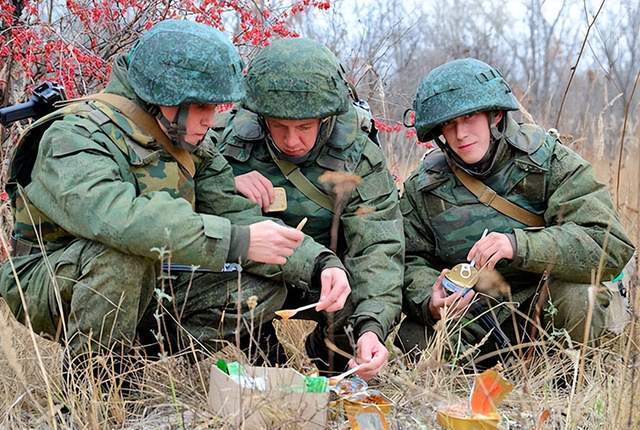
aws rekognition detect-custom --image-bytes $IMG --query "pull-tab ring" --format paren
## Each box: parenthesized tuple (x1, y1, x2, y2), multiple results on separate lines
(459, 264, 473, 279)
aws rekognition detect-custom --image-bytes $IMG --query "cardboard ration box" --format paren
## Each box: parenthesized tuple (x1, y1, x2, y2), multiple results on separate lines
(209, 362, 330, 429)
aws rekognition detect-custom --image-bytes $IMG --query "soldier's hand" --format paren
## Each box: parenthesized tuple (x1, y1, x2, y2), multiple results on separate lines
(316, 267, 351, 312)
(235, 171, 275, 211)
(466, 232, 514, 271)
(349, 331, 388, 380)
(247, 220, 303, 265)
(428, 270, 475, 321)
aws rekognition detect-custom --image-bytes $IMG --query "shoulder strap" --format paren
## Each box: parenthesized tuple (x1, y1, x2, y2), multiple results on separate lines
(10, 102, 139, 196)
(265, 143, 334, 212)
(62, 93, 195, 177)
(451, 163, 545, 227)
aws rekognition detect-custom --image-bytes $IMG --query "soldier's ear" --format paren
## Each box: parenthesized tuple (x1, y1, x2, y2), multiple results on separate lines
(159, 105, 179, 122)
(491, 111, 504, 126)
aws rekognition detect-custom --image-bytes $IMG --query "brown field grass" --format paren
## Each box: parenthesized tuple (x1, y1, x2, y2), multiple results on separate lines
(0, 291, 638, 429)
(0, 113, 638, 428)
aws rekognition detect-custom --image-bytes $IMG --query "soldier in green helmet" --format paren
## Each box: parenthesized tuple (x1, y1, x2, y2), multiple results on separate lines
(0, 20, 351, 388)
(211, 38, 404, 380)
(396, 58, 634, 362)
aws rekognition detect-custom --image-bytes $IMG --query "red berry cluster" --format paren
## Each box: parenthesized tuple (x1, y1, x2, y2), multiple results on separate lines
(0, 0, 421, 146)
(375, 119, 426, 146)
(0, 0, 332, 100)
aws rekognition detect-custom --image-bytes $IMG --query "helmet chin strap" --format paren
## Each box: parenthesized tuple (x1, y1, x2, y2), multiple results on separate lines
(156, 105, 201, 152)
(315, 116, 337, 147)
(489, 111, 507, 141)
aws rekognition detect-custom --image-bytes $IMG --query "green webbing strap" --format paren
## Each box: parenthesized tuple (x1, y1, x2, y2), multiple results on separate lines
(266, 143, 334, 212)
(58, 93, 196, 177)
(59, 102, 138, 186)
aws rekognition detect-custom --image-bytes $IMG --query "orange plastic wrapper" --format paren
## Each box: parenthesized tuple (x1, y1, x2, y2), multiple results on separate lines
(437, 368, 513, 430)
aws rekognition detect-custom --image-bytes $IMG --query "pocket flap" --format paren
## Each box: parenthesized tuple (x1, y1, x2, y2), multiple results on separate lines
(50, 133, 112, 158)
(201, 214, 227, 240)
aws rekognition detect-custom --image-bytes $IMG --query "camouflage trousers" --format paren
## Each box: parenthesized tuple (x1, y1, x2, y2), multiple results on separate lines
(0, 239, 355, 372)
(395, 279, 628, 365)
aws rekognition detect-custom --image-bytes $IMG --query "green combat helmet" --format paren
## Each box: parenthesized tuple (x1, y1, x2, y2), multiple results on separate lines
(243, 38, 350, 119)
(128, 19, 245, 150)
(412, 58, 519, 142)
(128, 19, 245, 106)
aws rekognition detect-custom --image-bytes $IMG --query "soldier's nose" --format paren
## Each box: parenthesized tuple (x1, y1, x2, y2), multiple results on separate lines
(456, 124, 468, 140)
(283, 133, 294, 148)
(203, 113, 216, 127)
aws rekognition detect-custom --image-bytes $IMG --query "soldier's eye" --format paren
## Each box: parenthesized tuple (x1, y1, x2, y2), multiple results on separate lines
(442, 120, 455, 130)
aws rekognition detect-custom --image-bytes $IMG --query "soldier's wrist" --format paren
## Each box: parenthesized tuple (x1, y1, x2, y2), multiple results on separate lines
(228, 225, 250, 262)
(428, 298, 441, 321)
(422, 296, 440, 324)
(510, 228, 528, 267)
(357, 323, 384, 343)
(311, 251, 345, 286)
(313, 252, 344, 272)
(505, 232, 517, 259)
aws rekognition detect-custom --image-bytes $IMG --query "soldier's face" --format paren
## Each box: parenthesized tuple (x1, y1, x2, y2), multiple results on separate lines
(265, 117, 321, 157)
(159, 104, 218, 145)
(441, 111, 503, 164)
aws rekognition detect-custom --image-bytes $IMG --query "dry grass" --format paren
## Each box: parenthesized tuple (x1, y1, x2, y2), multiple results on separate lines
(0, 292, 638, 429)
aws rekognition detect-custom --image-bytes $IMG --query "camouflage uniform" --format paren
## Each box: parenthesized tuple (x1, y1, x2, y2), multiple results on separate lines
(212, 38, 404, 368)
(0, 21, 337, 369)
(397, 58, 634, 359)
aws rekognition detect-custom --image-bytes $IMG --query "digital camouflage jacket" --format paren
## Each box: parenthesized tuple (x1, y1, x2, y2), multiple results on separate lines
(4, 55, 335, 292)
(212, 104, 404, 341)
(401, 116, 635, 326)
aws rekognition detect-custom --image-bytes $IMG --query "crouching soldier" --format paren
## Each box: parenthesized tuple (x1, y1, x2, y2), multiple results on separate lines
(212, 38, 404, 379)
(396, 58, 634, 363)
(0, 20, 350, 392)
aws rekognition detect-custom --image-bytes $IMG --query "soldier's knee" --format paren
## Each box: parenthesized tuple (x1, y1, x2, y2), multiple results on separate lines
(86, 246, 155, 281)
(58, 240, 158, 324)
(545, 281, 612, 343)
(64, 241, 156, 289)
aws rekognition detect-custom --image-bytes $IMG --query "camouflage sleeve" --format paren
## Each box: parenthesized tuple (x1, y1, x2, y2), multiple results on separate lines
(341, 149, 404, 341)
(194, 142, 264, 224)
(400, 176, 443, 327)
(26, 121, 232, 269)
(511, 143, 635, 282)
(194, 143, 340, 289)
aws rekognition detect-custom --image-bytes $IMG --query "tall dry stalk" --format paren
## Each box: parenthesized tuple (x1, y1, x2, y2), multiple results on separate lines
(615, 69, 640, 209)
(555, 0, 607, 129)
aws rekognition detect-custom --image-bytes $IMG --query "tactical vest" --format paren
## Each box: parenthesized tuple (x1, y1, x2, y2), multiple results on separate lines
(9, 99, 202, 252)
(218, 103, 383, 249)
(413, 121, 557, 286)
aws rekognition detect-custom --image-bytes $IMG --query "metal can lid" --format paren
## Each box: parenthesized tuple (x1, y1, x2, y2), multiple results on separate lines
(445, 263, 479, 289)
